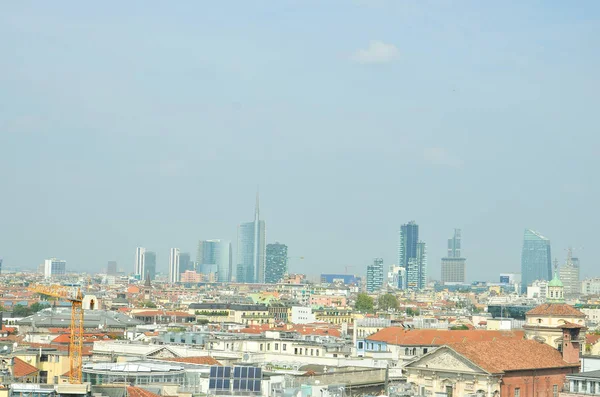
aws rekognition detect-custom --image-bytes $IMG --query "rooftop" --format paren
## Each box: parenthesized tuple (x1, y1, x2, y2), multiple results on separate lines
(449, 339, 579, 373)
(526, 303, 585, 317)
(367, 328, 524, 346)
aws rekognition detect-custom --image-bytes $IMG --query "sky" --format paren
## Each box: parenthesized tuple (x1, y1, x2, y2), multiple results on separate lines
(1, 1, 599, 281)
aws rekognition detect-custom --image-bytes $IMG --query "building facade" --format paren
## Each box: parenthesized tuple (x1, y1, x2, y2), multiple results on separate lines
(145, 251, 157, 280)
(135, 247, 146, 278)
(366, 258, 384, 293)
(196, 239, 232, 282)
(44, 258, 66, 279)
(236, 194, 266, 283)
(441, 228, 466, 283)
(169, 248, 180, 284)
(398, 221, 419, 289)
(179, 252, 192, 274)
(521, 229, 552, 293)
(407, 241, 427, 291)
(560, 249, 581, 299)
(265, 242, 288, 284)
(107, 261, 117, 275)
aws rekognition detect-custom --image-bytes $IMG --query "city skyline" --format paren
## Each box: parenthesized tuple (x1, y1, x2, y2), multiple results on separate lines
(2, 3, 599, 281)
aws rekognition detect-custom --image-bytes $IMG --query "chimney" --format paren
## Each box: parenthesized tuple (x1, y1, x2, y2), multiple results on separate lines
(560, 325, 583, 365)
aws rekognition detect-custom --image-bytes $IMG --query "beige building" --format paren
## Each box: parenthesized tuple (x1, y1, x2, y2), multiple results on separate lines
(524, 272, 586, 350)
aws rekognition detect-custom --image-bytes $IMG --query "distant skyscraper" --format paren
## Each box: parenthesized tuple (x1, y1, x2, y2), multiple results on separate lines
(197, 239, 232, 282)
(107, 261, 117, 276)
(265, 243, 288, 284)
(398, 221, 419, 289)
(169, 248, 180, 283)
(134, 247, 146, 277)
(366, 258, 384, 293)
(145, 251, 157, 280)
(441, 229, 466, 284)
(179, 252, 192, 274)
(521, 229, 552, 293)
(236, 193, 266, 283)
(559, 247, 580, 299)
(44, 258, 66, 279)
(407, 242, 427, 291)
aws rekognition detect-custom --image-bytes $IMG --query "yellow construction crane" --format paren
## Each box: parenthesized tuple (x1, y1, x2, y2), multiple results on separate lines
(28, 284, 84, 384)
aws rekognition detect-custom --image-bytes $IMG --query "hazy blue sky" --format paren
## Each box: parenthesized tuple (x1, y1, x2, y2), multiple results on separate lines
(1, 1, 599, 281)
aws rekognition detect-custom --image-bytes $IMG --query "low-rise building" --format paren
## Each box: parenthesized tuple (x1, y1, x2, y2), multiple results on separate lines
(404, 339, 581, 397)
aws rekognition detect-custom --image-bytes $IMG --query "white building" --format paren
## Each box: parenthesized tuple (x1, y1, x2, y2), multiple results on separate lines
(290, 306, 315, 324)
(169, 248, 180, 283)
(44, 258, 66, 279)
(527, 279, 549, 301)
(582, 278, 600, 295)
(135, 247, 146, 277)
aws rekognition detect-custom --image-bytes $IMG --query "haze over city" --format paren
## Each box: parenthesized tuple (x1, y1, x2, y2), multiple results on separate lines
(1, 2, 599, 280)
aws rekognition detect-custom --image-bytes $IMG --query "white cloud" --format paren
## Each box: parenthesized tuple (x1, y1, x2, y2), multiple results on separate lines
(350, 41, 400, 64)
(423, 147, 463, 168)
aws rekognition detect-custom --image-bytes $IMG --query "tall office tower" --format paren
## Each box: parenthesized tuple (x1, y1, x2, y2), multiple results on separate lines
(520, 229, 552, 293)
(407, 242, 427, 290)
(559, 247, 581, 299)
(197, 240, 232, 282)
(366, 258, 384, 293)
(107, 261, 117, 275)
(169, 248, 180, 284)
(44, 258, 67, 279)
(179, 252, 192, 274)
(441, 229, 467, 283)
(134, 247, 146, 277)
(236, 193, 266, 283)
(398, 221, 419, 289)
(145, 251, 157, 280)
(265, 243, 288, 284)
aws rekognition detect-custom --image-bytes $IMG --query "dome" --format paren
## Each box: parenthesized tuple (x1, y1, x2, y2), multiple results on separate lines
(548, 272, 563, 287)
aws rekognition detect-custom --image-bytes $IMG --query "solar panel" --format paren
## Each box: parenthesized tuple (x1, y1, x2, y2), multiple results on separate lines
(232, 366, 262, 393)
(209, 365, 233, 391)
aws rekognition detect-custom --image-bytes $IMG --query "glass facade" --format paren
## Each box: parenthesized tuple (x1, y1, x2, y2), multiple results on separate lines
(398, 221, 419, 289)
(265, 243, 288, 284)
(197, 240, 232, 282)
(521, 229, 552, 293)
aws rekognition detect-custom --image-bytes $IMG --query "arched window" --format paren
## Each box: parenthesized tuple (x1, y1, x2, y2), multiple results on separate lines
(405, 348, 409, 355)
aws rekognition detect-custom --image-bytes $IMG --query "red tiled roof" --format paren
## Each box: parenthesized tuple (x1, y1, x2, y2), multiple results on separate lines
(526, 303, 585, 317)
(13, 357, 39, 378)
(448, 339, 579, 374)
(587, 334, 600, 345)
(367, 328, 524, 345)
(160, 356, 221, 366)
(126, 386, 161, 397)
(559, 321, 586, 329)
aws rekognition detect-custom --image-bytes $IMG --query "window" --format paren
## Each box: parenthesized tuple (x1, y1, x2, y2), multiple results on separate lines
(514, 387, 520, 397)
(40, 355, 49, 362)
(590, 382, 596, 394)
(267, 343, 271, 351)
(553, 384, 558, 397)
(582, 381, 587, 392)
(423, 348, 428, 354)
(260, 344, 263, 351)
(275, 343, 279, 350)
(53, 376, 59, 384)
(446, 386, 453, 397)
(283, 344, 287, 351)
(294, 348, 298, 355)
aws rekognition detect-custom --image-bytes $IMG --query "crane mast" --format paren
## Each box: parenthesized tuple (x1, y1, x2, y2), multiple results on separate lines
(28, 284, 84, 384)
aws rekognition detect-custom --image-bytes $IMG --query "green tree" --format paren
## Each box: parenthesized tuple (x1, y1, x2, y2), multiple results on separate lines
(355, 293, 374, 312)
(30, 302, 50, 313)
(378, 294, 399, 311)
(450, 324, 469, 330)
(406, 307, 420, 317)
(12, 304, 33, 317)
(141, 301, 157, 308)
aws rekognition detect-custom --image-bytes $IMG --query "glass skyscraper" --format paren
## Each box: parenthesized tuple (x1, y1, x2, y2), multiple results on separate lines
(366, 258, 384, 293)
(521, 229, 552, 292)
(145, 251, 157, 280)
(406, 241, 427, 290)
(398, 221, 419, 289)
(197, 239, 232, 282)
(265, 242, 288, 284)
(236, 193, 266, 283)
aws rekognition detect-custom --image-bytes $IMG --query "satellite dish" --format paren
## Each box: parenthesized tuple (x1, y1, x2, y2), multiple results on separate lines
(2, 346, 7, 351)
(243, 353, 250, 361)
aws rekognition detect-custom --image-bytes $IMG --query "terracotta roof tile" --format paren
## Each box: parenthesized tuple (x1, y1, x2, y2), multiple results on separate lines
(367, 328, 524, 345)
(448, 339, 579, 374)
(159, 356, 221, 366)
(526, 303, 585, 317)
(587, 334, 600, 345)
(12, 357, 39, 378)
